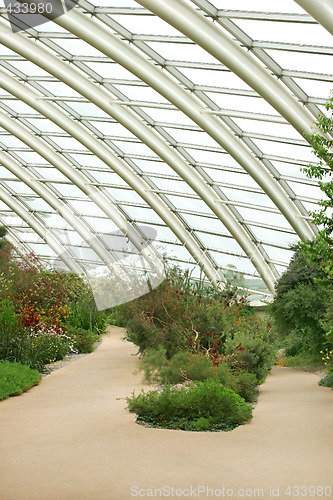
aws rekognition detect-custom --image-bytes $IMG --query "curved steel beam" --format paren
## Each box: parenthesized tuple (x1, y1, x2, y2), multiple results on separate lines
(0, 70, 219, 288)
(0, 145, 129, 282)
(0, 20, 277, 292)
(293, 0, 333, 36)
(0, 184, 82, 274)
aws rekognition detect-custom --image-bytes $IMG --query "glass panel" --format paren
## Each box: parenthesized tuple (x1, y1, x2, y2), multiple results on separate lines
(265, 50, 333, 74)
(67, 201, 107, 217)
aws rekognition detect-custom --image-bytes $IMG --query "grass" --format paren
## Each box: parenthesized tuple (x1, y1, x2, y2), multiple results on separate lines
(0, 360, 41, 401)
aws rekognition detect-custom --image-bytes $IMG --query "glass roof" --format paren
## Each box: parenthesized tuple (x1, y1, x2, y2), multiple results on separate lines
(0, 0, 332, 305)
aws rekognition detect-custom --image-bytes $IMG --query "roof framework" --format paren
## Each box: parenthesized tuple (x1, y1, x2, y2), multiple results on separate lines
(0, 0, 332, 300)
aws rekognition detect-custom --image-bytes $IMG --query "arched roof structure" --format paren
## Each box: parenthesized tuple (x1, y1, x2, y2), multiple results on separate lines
(0, 0, 332, 303)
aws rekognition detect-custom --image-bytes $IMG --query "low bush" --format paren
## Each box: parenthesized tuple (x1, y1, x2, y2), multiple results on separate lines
(318, 372, 333, 389)
(215, 366, 258, 403)
(127, 378, 253, 432)
(0, 360, 41, 401)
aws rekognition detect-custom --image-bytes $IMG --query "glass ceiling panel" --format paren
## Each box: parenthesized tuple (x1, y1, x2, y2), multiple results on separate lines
(207, 92, 281, 116)
(32, 168, 69, 182)
(110, 84, 170, 104)
(293, 79, 333, 99)
(248, 225, 298, 246)
(121, 205, 164, 225)
(0, 135, 28, 148)
(49, 183, 86, 199)
(262, 245, 294, 264)
(84, 217, 119, 233)
(265, 50, 333, 74)
(54, 230, 86, 247)
(66, 200, 108, 217)
(28, 244, 56, 257)
(0, 167, 16, 179)
(28, 198, 56, 212)
(110, 14, 181, 36)
(232, 119, 301, 140)
(104, 187, 145, 204)
(25, 118, 68, 134)
(237, 207, 293, 230)
(88, 120, 137, 139)
(2, 99, 39, 115)
(3, 181, 36, 196)
(145, 42, 220, 64)
(251, 139, 313, 163)
(9, 151, 49, 164)
(196, 232, 243, 254)
(166, 195, 214, 214)
(137, 107, 197, 127)
(234, 20, 333, 47)
(180, 67, 253, 90)
(210, 251, 258, 275)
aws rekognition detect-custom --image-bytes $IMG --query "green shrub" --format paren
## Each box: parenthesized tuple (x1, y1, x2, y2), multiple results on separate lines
(0, 360, 41, 401)
(127, 378, 252, 432)
(69, 326, 100, 354)
(224, 316, 276, 383)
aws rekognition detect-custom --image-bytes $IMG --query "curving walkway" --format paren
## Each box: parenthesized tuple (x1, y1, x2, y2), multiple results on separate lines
(0, 327, 332, 500)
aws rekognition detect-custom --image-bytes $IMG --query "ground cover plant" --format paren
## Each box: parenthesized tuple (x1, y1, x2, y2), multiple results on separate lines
(318, 371, 333, 389)
(0, 360, 41, 401)
(0, 226, 106, 376)
(114, 266, 276, 430)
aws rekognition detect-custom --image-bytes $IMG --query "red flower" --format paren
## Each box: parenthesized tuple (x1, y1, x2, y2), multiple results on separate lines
(236, 343, 244, 351)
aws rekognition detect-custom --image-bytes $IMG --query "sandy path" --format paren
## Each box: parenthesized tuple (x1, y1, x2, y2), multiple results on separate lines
(0, 326, 332, 500)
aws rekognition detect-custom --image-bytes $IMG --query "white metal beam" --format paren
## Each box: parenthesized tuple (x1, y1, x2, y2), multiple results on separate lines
(293, 0, 333, 36)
